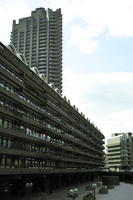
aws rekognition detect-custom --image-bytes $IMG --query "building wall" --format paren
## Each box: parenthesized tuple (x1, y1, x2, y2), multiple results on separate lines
(0, 42, 105, 176)
(11, 7, 62, 93)
(107, 132, 133, 171)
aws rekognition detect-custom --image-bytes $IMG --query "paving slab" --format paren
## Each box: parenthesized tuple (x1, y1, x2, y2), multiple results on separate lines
(96, 182, 133, 200)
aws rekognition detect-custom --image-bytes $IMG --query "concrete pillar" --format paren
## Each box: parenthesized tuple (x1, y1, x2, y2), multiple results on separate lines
(83, 174, 86, 183)
(77, 174, 81, 184)
(43, 176, 50, 194)
(68, 175, 72, 186)
(55, 175, 62, 189)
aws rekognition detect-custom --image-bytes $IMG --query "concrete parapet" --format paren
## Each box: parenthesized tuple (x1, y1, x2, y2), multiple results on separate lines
(85, 184, 94, 191)
(99, 186, 108, 194)
(96, 182, 102, 187)
(107, 185, 115, 189)
(102, 176, 120, 185)
(83, 193, 94, 200)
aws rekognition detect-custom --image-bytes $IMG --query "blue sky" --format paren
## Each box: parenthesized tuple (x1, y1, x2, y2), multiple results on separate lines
(1, 0, 133, 143)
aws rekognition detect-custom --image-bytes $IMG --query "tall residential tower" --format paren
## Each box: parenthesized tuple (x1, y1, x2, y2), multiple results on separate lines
(11, 8, 62, 93)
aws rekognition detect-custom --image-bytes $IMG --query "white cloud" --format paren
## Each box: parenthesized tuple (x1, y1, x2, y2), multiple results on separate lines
(69, 25, 99, 54)
(1, 0, 133, 52)
(63, 69, 133, 139)
(0, 0, 31, 44)
(99, 110, 133, 137)
(49, 0, 133, 54)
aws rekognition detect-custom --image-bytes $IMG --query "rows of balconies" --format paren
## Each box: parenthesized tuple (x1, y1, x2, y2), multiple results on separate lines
(0, 167, 100, 176)
(107, 151, 121, 156)
(107, 163, 121, 167)
(0, 123, 103, 168)
(0, 102, 103, 163)
(108, 160, 128, 166)
(107, 155, 121, 159)
(108, 147, 121, 152)
(0, 46, 28, 77)
(0, 126, 103, 163)
(0, 44, 104, 161)
(0, 101, 104, 166)
(0, 145, 99, 166)
(46, 100, 103, 150)
(47, 97, 104, 141)
(0, 66, 23, 90)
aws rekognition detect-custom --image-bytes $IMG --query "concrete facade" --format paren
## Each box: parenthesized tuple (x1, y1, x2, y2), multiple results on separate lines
(11, 8, 63, 93)
(107, 132, 133, 171)
(0, 42, 104, 198)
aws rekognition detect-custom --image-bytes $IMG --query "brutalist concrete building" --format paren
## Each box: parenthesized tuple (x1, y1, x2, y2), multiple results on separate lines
(0, 42, 104, 197)
(107, 132, 133, 171)
(11, 8, 62, 93)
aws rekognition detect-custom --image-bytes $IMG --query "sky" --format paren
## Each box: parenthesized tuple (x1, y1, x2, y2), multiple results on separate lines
(1, 0, 133, 144)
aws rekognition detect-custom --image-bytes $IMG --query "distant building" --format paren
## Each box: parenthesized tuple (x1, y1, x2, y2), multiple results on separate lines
(0, 42, 104, 197)
(11, 7, 63, 93)
(107, 132, 133, 171)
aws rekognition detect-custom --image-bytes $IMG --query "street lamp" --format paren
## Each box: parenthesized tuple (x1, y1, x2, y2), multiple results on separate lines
(26, 182, 33, 200)
(68, 188, 79, 200)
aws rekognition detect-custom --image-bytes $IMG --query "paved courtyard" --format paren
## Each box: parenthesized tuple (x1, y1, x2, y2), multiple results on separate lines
(44, 182, 133, 200)
(11, 181, 133, 200)
(96, 182, 133, 200)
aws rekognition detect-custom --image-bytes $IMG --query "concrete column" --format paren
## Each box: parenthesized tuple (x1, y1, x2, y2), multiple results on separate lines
(43, 176, 50, 194)
(57, 175, 62, 188)
(67, 175, 72, 186)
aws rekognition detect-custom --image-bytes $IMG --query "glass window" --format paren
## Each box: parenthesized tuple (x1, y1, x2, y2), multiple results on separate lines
(3, 138, 7, 147)
(0, 118, 2, 127)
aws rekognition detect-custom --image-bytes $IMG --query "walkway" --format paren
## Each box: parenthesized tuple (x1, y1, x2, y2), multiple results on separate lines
(11, 182, 133, 200)
(96, 182, 133, 200)
(33, 182, 133, 200)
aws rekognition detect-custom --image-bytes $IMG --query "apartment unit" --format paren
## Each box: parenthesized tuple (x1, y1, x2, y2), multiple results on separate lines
(0, 42, 104, 196)
(107, 132, 133, 171)
(11, 7, 62, 93)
